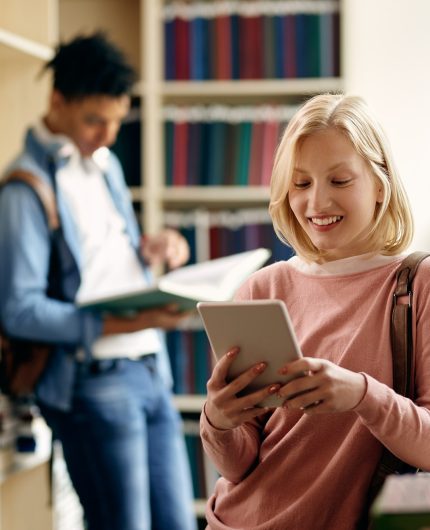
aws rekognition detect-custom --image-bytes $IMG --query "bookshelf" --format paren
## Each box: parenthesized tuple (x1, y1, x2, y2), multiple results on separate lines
(1, 0, 343, 526)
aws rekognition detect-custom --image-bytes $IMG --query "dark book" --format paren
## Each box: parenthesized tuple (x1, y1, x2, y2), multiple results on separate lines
(304, 13, 321, 77)
(111, 115, 141, 187)
(230, 13, 240, 79)
(234, 121, 253, 185)
(248, 121, 265, 186)
(164, 18, 175, 80)
(207, 121, 228, 186)
(164, 120, 174, 186)
(274, 15, 285, 79)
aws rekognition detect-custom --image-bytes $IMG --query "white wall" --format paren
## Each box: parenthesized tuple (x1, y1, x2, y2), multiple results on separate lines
(343, 0, 430, 251)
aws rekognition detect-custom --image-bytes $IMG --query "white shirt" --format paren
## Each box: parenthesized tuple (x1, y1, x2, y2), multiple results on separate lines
(34, 121, 162, 359)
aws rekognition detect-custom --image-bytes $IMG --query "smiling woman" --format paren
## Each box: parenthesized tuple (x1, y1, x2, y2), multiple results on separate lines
(200, 94, 430, 530)
(269, 94, 413, 263)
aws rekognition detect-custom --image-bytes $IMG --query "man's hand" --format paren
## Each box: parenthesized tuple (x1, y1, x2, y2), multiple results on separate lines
(102, 305, 193, 335)
(141, 229, 189, 269)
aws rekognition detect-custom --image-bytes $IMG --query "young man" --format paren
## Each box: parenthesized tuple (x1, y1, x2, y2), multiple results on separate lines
(0, 33, 197, 530)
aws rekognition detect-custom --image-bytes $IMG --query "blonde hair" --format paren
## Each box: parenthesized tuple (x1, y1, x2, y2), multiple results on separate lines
(269, 93, 413, 262)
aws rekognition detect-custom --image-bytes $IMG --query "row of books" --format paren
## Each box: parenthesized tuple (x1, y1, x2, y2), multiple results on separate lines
(164, 106, 297, 187)
(167, 330, 211, 395)
(166, 207, 294, 264)
(163, 1, 340, 80)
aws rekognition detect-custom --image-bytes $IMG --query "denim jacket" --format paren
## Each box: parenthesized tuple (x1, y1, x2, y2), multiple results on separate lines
(0, 128, 172, 411)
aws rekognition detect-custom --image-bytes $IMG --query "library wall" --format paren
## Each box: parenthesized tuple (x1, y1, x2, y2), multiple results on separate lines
(342, 0, 430, 252)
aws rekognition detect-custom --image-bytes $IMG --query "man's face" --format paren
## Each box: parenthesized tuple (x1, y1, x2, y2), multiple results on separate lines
(51, 92, 130, 157)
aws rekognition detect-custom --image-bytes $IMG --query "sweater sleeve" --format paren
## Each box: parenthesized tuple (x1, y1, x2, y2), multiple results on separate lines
(0, 181, 103, 347)
(200, 404, 267, 484)
(354, 263, 430, 471)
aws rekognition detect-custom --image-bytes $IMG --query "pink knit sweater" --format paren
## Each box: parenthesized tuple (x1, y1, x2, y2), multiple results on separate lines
(200, 255, 430, 530)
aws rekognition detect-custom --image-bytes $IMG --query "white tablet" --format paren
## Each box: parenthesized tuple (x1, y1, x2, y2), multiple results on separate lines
(197, 300, 303, 407)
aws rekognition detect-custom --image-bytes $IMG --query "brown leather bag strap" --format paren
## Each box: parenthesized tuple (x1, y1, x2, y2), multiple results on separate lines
(391, 251, 430, 398)
(2, 169, 59, 230)
(360, 251, 430, 529)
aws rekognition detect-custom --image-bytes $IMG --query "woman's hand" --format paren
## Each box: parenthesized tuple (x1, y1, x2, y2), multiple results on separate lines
(277, 357, 367, 414)
(141, 228, 190, 269)
(102, 305, 193, 335)
(205, 347, 281, 430)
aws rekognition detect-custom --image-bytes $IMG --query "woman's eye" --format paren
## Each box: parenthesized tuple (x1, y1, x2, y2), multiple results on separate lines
(292, 181, 310, 189)
(332, 179, 351, 186)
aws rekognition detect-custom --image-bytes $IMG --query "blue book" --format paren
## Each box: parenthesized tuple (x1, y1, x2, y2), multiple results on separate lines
(230, 14, 240, 79)
(190, 17, 205, 80)
(319, 12, 335, 77)
(273, 15, 285, 78)
(295, 13, 307, 78)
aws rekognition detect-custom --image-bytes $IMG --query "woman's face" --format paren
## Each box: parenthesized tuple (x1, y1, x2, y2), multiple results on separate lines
(288, 128, 383, 263)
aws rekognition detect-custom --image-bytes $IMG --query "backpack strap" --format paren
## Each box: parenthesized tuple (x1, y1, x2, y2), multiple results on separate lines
(360, 251, 430, 529)
(2, 169, 59, 231)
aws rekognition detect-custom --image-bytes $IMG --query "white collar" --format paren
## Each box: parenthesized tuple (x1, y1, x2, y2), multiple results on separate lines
(289, 252, 406, 276)
(33, 119, 110, 171)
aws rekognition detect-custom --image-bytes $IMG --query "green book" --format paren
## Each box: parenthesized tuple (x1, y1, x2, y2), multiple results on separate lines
(371, 474, 430, 530)
(76, 248, 271, 314)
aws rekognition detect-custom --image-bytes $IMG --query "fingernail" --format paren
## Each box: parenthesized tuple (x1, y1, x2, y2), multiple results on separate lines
(268, 384, 280, 394)
(254, 362, 267, 373)
(278, 366, 288, 375)
(227, 347, 239, 358)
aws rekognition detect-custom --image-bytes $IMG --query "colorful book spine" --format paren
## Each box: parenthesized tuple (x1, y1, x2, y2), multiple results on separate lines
(163, 1, 340, 81)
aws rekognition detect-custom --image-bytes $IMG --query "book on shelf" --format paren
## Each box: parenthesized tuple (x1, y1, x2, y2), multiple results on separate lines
(371, 473, 430, 530)
(76, 248, 271, 313)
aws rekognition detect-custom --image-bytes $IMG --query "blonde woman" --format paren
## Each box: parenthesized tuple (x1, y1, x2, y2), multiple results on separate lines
(201, 94, 430, 530)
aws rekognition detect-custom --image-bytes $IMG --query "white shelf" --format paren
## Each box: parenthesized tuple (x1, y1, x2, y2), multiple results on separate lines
(173, 394, 206, 413)
(162, 78, 343, 98)
(0, 28, 53, 60)
(163, 186, 270, 204)
(130, 186, 270, 206)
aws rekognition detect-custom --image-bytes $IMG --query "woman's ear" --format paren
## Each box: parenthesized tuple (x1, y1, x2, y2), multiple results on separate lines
(376, 181, 384, 204)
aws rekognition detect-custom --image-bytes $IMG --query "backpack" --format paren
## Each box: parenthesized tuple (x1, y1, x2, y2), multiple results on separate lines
(0, 170, 59, 397)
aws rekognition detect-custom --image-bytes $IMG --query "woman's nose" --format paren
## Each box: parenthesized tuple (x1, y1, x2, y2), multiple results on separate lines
(308, 184, 332, 210)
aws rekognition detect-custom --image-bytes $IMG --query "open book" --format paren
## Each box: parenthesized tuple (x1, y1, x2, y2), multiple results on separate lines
(76, 248, 271, 313)
(371, 473, 430, 529)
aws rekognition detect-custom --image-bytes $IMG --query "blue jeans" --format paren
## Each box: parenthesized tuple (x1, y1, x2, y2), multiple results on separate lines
(40, 356, 197, 530)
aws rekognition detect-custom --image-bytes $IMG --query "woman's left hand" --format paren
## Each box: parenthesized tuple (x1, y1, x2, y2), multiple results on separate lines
(277, 357, 367, 415)
(141, 228, 190, 269)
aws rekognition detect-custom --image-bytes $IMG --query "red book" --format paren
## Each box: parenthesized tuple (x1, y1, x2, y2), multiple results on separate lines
(238, 15, 254, 79)
(248, 15, 264, 79)
(172, 121, 189, 186)
(174, 17, 190, 79)
(215, 14, 232, 79)
(284, 14, 297, 78)
(261, 121, 280, 186)
(209, 226, 222, 259)
(248, 121, 264, 185)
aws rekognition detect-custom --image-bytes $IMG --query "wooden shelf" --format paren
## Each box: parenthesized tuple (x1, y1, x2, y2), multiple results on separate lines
(0, 28, 53, 60)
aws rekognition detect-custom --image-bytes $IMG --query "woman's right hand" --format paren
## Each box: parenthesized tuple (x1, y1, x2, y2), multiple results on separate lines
(205, 347, 281, 430)
(102, 305, 193, 335)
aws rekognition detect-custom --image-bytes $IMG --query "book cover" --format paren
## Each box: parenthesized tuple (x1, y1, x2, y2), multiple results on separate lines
(164, 18, 175, 80)
(76, 248, 271, 313)
(261, 120, 280, 186)
(284, 14, 297, 78)
(175, 17, 190, 80)
(190, 17, 206, 80)
(371, 473, 430, 530)
(234, 121, 252, 185)
(215, 14, 232, 80)
(172, 121, 189, 186)
(263, 15, 276, 79)
(248, 121, 265, 186)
